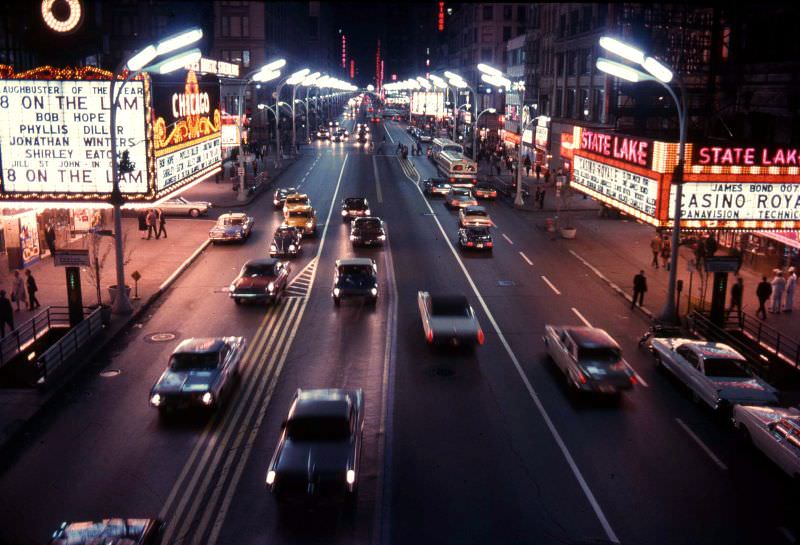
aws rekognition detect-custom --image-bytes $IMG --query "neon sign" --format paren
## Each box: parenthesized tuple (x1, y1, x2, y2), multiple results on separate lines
(694, 146, 800, 167)
(579, 130, 651, 168)
(438, 2, 445, 32)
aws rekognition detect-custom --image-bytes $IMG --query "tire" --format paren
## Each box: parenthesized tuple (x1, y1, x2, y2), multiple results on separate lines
(233, 298, 241, 305)
(189, 209, 200, 218)
(652, 352, 662, 369)
(737, 424, 752, 446)
(333, 297, 341, 307)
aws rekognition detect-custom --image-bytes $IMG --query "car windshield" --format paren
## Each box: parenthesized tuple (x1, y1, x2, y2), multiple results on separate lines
(242, 263, 276, 276)
(476, 183, 492, 190)
(222, 217, 244, 226)
(444, 144, 462, 153)
(704, 358, 750, 378)
(339, 265, 374, 277)
(275, 228, 297, 237)
(468, 228, 490, 237)
(286, 196, 307, 204)
(356, 219, 381, 230)
(169, 352, 219, 371)
(431, 297, 470, 317)
(345, 198, 367, 208)
(286, 416, 350, 441)
(288, 210, 311, 218)
(578, 347, 621, 365)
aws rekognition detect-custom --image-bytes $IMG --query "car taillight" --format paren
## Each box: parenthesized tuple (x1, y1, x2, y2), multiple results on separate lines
(426, 330, 434, 343)
(450, 178, 455, 182)
(486, 242, 493, 247)
(467, 242, 474, 247)
(630, 374, 638, 385)
(477, 329, 485, 345)
(577, 371, 587, 384)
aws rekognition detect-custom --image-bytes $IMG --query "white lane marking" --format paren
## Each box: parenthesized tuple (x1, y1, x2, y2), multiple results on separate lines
(502, 233, 514, 245)
(675, 418, 728, 471)
(571, 307, 592, 327)
(778, 527, 796, 544)
(314, 154, 349, 256)
(541, 275, 561, 295)
(384, 124, 394, 143)
(519, 252, 533, 266)
(372, 154, 383, 203)
(406, 174, 620, 544)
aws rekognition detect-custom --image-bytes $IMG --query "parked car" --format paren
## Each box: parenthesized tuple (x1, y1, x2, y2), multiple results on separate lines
(49, 518, 163, 545)
(160, 196, 212, 217)
(149, 337, 245, 415)
(445, 188, 478, 209)
(270, 225, 303, 257)
(209, 213, 254, 243)
(458, 205, 492, 227)
(229, 258, 290, 305)
(332, 258, 378, 306)
(349, 217, 386, 247)
(543, 326, 636, 395)
(266, 388, 364, 503)
(732, 404, 800, 479)
(650, 339, 779, 410)
(458, 226, 493, 251)
(417, 292, 484, 347)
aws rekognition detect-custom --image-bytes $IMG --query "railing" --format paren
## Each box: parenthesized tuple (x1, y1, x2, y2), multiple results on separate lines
(721, 311, 800, 369)
(0, 306, 88, 370)
(688, 311, 771, 376)
(35, 307, 106, 388)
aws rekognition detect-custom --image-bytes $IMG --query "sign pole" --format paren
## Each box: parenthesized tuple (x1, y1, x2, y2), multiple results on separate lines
(65, 266, 84, 327)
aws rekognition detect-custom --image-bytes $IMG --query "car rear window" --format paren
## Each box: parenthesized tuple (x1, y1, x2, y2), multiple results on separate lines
(356, 219, 381, 229)
(170, 352, 219, 371)
(431, 296, 470, 317)
(578, 347, 621, 364)
(287, 416, 350, 441)
(704, 358, 750, 378)
(345, 198, 367, 208)
(288, 210, 311, 218)
(466, 210, 487, 216)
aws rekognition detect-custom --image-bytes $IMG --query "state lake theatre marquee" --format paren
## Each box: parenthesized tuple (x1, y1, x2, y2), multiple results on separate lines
(570, 127, 800, 230)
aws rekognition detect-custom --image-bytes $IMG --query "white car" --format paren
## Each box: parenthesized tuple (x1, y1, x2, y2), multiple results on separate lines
(160, 196, 212, 217)
(733, 405, 799, 479)
(417, 292, 484, 347)
(458, 205, 492, 228)
(650, 339, 778, 410)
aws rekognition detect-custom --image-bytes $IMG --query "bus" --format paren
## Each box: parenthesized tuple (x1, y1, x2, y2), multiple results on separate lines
(430, 138, 464, 161)
(434, 150, 478, 188)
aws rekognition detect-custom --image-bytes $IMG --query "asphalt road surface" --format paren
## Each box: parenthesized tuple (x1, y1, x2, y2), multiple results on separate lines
(0, 112, 797, 545)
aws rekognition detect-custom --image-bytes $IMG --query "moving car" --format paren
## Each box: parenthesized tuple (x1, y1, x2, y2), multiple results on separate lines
(445, 188, 478, 209)
(341, 197, 371, 220)
(160, 196, 212, 217)
(229, 258, 290, 305)
(650, 339, 779, 410)
(458, 205, 492, 227)
(266, 388, 364, 502)
(273, 187, 298, 209)
(356, 131, 369, 143)
(474, 182, 498, 200)
(331, 127, 349, 142)
(270, 225, 303, 257)
(423, 177, 451, 197)
(458, 226, 493, 251)
(149, 337, 245, 414)
(315, 125, 330, 140)
(733, 405, 800, 479)
(283, 193, 311, 214)
(417, 130, 433, 143)
(283, 205, 317, 236)
(350, 217, 386, 247)
(543, 326, 636, 395)
(417, 292, 484, 347)
(209, 213, 254, 243)
(49, 518, 162, 545)
(332, 258, 378, 306)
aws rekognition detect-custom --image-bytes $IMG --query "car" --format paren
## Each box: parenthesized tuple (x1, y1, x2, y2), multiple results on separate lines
(341, 197, 371, 220)
(331, 128, 348, 142)
(270, 225, 303, 257)
(209, 212, 254, 243)
(283, 205, 317, 236)
(356, 131, 369, 143)
(283, 193, 311, 215)
(160, 196, 212, 217)
(474, 182, 498, 200)
(350, 217, 386, 247)
(149, 337, 245, 414)
(650, 339, 779, 410)
(49, 518, 163, 545)
(543, 326, 636, 395)
(315, 126, 330, 139)
(417, 131, 433, 143)
(417, 292, 484, 347)
(332, 258, 378, 306)
(458, 226, 493, 251)
(445, 188, 478, 209)
(229, 258, 290, 304)
(459, 205, 492, 228)
(732, 404, 800, 479)
(423, 177, 452, 197)
(273, 187, 298, 209)
(266, 388, 364, 503)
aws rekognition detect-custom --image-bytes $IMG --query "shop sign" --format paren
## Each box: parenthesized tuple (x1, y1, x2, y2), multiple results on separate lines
(221, 124, 239, 147)
(54, 249, 90, 267)
(18, 210, 40, 266)
(0, 80, 148, 195)
(579, 129, 652, 169)
(670, 182, 800, 221)
(503, 132, 521, 145)
(522, 129, 533, 145)
(573, 155, 658, 217)
(535, 125, 548, 147)
(693, 145, 800, 167)
(185, 57, 239, 78)
(410, 91, 444, 117)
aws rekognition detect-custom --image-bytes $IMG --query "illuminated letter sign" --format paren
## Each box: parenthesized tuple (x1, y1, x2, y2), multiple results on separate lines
(438, 2, 445, 32)
(579, 130, 651, 168)
(693, 146, 800, 167)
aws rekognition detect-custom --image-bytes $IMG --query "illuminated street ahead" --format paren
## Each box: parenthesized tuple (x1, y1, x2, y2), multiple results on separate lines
(0, 115, 797, 545)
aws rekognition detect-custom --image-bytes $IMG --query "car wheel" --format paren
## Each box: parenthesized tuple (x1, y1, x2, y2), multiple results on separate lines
(233, 298, 241, 305)
(652, 352, 662, 369)
(333, 297, 341, 307)
(190, 209, 200, 218)
(737, 424, 752, 446)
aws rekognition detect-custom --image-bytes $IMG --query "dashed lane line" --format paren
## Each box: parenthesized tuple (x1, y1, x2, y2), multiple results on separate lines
(541, 275, 561, 295)
(519, 252, 533, 266)
(675, 418, 728, 471)
(571, 307, 593, 327)
(502, 233, 514, 245)
(373, 154, 383, 203)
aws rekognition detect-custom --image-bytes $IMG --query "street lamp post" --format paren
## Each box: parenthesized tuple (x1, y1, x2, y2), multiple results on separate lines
(443, 71, 477, 158)
(473, 106, 496, 171)
(596, 37, 686, 323)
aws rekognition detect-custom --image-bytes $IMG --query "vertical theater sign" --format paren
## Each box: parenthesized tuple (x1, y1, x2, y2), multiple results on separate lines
(570, 126, 800, 230)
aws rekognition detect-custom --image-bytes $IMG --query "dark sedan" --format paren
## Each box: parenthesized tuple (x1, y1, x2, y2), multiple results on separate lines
(149, 337, 245, 415)
(229, 258, 290, 304)
(474, 182, 498, 200)
(341, 197, 371, 220)
(273, 187, 298, 209)
(266, 388, 364, 503)
(332, 258, 378, 306)
(350, 217, 385, 247)
(270, 226, 303, 257)
(423, 177, 452, 197)
(458, 226, 493, 251)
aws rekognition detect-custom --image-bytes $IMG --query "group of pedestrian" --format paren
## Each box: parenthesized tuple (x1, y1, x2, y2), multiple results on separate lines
(137, 208, 167, 240)
(755, 267, 797, 319)
(396, 143, 410, 159)
(649, 234, 672, 269)
(0, 269, 41, 337)
(532, 186, 546, 209)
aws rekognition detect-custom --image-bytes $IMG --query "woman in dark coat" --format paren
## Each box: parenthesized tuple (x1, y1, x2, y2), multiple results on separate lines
(137, 210, 148, 239)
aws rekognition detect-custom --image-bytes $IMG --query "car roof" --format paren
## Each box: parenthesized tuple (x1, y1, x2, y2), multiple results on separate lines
(293, 390, 352, 420)
(337, 257, 375, 267)
(564, 327, 619, 350)
(173, 338, 225, 355)
(463, 205, 486, 213)
(244, 258, 279, 267)
(285, 193, 308, 199)
(681, 341, 745, 360)
(219, 212, 247, 219)
(344, 197, 367, 203)
(287, 205, 313, 212)
(277, 187, 296, 193)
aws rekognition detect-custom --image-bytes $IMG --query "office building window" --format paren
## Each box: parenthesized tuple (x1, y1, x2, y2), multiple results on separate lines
(567, 51, 576, 75)
(481, 48, 493, 62)
(581, 6, 592, 32)
(483, 5, 493, 21)
(569, 10, 579, 35)
(503, 26, 512, 41)
(473, 27, 478, 43)
(230, 16, 241, 37)
(482, 29, 494, 43)
(242, 16, 250, 37)
(503, 5, 512, 20)
(566, 88, 576, 118)
(580, 89, 589, 119)
(242, 50, 250, 68)
(593, 88, 605, 123)
(517, 5, 527, 22)
(517, 26, 525, 36)
(558, 14, 566, 37)
(556, 53, 564, 76)
(555, 88, 563, 117)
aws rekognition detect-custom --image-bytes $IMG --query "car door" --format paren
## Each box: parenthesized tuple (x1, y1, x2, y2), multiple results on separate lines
(553, 331, 572, 375)
(218, 345, 232, 393)
(770, 420, 800, 475)
(672, 345, 696, 386)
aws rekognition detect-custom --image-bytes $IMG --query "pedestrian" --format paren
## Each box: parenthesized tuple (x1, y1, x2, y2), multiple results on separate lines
(534, 186, 542, 204)
(397, 142, 402, 154)
(784, 267, 797, 312)
(660, 238, 671, 269)
(416, 142, 422, 155)
(632, 270, 647, 309)
(538, 187, 546, 209)
(253, 159, 258, 175)
(524, 155, 532, 177)
(156, 208, 167, 239)
(146, 209, 156, 240)
(25, 270, 40, 310)
(535, 163, 542, 180)
(137, 210, 148, 239)
(728, 277, 743, 319)
(0, 291, 13, 337)
(45, 222, 57, 255)
(650, 234, 662, 268)
(694, 240, 706, 271)
(705, 234, 718, 257)
(756, 276, 772, 320)
(770, 269, 786, 313)
(11, 270, 26, 312)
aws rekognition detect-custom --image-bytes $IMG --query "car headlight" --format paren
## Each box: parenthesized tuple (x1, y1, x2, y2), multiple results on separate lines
(201, 392, 214, 406)
(341, 210, 348, 216)
(378, 234, 386, 240)
(273, 199, 280, 205)
(370, 287, 378, 296)
(267, 281, 275, 293)
(306, 221, 313, 227)
(289, 244, 296, 251)
(270, 244, 277, 251)
(365, 209, 371, 215)
(266, 470, 276, 485)
(236, 231, 243, 238)
(150, 393, 161, 406)
(229, 283, 237, 292)
(333, 287, 341, 297)
(350, 235, 356, 241)
(346, 469, 356, 485)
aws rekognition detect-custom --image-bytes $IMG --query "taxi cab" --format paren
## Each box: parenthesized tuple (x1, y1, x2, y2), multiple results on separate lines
(283, 205, 317, 236)
(283, 193, 311, 215)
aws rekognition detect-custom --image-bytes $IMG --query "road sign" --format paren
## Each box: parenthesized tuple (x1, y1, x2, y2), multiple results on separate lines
(704, 256, 741, 273)
(54, 249, 90, 267)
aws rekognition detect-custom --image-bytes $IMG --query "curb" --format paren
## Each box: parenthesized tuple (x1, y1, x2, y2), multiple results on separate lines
(213, 158, 299, 209)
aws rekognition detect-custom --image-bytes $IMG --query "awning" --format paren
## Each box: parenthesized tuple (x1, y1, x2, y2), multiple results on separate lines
(757, 231, 800, 249)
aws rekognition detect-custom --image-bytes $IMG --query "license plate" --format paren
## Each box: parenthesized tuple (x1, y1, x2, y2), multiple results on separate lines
(476, 244, 483, 248)
(598, 385, 616, 393)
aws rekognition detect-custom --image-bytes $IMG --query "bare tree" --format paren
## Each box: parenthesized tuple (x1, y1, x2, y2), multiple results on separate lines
(83, 230, 135, 306)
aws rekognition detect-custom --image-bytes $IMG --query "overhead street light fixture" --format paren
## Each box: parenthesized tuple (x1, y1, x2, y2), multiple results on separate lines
(477, 63, 503, 77)
(156, 48, 201, 74)
(126, 45, 157, 71)
(595, 58, 650, 83)
(286, 68, 311, 85)
(643, 56, 673, 83)
(263, 58, 287, 72)
(253, 69, 281, 83)
(302, 71, 321, 86)
(598, 36, 645, 66)
(155, 28, 203, 56)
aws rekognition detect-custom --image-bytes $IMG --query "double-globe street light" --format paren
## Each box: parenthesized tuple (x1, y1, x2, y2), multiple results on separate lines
(443, 71, 477, 159)
(596, 36, 686, 324)
(110, 28, 204, 314)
